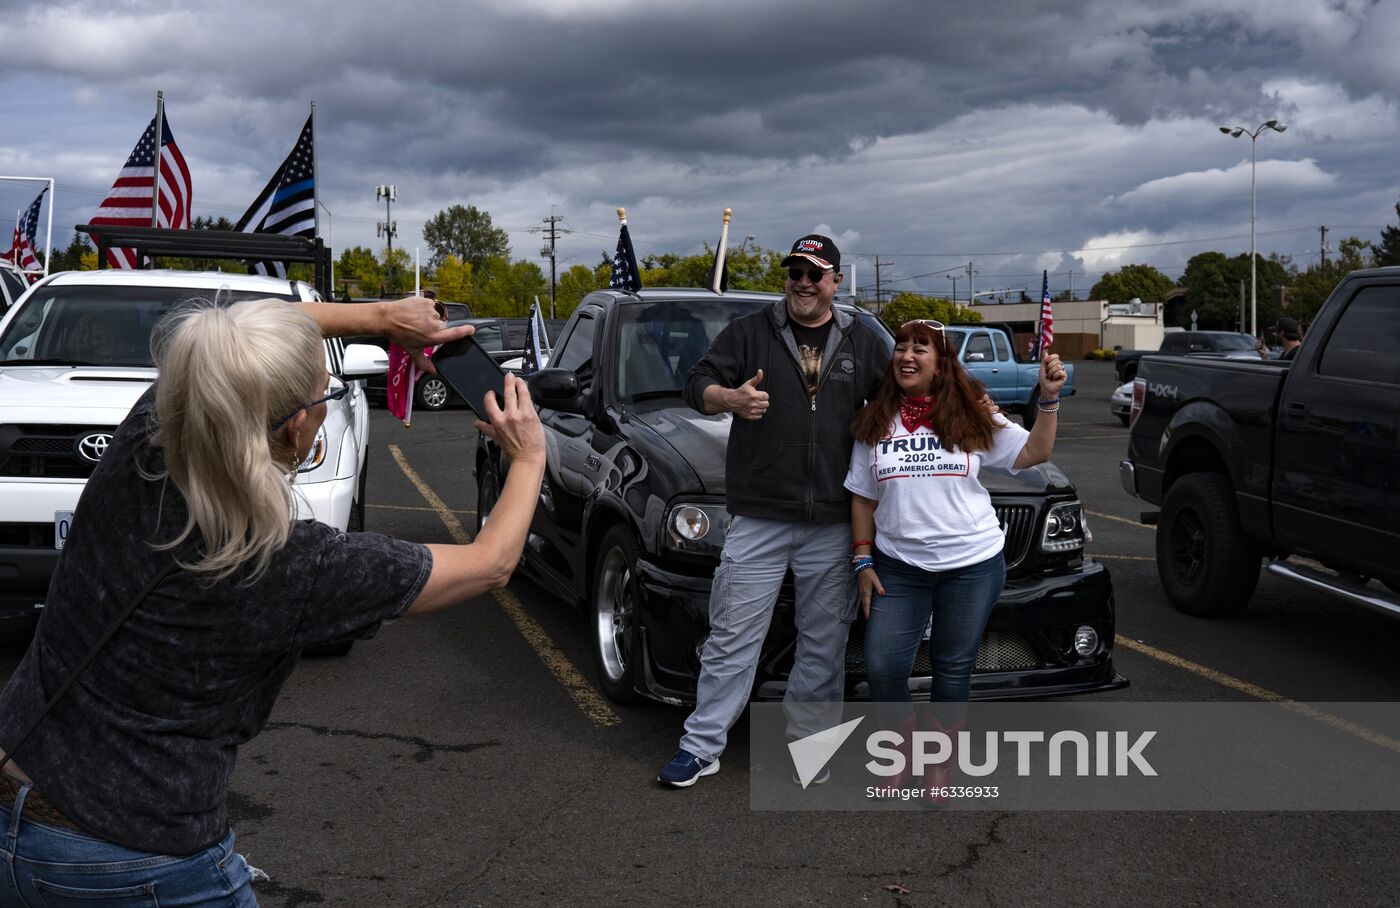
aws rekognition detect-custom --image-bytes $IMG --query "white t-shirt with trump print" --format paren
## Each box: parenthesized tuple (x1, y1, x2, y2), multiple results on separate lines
(844, 414, 1030, 571)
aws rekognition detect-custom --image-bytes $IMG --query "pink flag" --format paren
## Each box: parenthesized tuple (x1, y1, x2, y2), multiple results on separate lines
(386, 343, 415, 421)
(386, 343, 437, 423)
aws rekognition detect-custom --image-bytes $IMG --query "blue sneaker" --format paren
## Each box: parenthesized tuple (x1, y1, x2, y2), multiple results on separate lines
(658, 749, 719, 787)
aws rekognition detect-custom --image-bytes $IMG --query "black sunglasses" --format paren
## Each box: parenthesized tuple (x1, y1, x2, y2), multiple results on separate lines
(786, 266, 830, 283)
(271, 383, 349, 431)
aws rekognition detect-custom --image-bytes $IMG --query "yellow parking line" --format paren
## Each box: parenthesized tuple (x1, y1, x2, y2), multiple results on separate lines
(1088, 509, 1152, 530)
(1114, 636, 1400, 754)
(369, 503, 476, 515)
(387, 444, 622, 729)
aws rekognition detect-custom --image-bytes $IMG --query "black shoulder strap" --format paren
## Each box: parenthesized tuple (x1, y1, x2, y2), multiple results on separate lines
(0, 556, 183, 775)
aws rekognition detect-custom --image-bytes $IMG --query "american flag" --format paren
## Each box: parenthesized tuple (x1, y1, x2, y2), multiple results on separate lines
(236, 114, 315, 278)
(609, 221, 641, 292)
(90, 112, 193, 268)
(15, 188, 46, 279)
(1031, 269, 1054, 358)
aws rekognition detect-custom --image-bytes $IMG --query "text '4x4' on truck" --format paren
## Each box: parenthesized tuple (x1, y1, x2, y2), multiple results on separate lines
(476, 287, 1126, 705)
(0, 269, 388, 629)
(1122, 267, 1400, 619)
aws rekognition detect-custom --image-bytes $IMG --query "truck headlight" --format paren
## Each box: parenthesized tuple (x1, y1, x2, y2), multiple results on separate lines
(665, 502, 729, 554)
(296, 426, 329, 474)
(1040, 500, 1086, 552)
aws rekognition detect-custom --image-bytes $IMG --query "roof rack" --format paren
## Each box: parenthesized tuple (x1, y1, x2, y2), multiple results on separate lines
(76, 225, 331, 299)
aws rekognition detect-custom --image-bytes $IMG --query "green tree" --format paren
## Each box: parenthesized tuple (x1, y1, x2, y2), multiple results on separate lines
(555, 263, 604, 317)
(471, 255, 546, 317)
(1287, 236, 1375, 326)
(1181, 251, 1290, 331)
(879, 292, 982, 334)
(48, 231, 93, 272)
(1089, 263, 1176, 306)
(422, 204, 509, 270)
(337, 246, 382, 296)
(637, 245, 788, 292)
(433, 255, 474, 303)
(381, 246, 414, 295)
(1374, 199, 1400, 267)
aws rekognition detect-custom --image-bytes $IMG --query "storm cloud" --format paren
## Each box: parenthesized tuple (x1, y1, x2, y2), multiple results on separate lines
(1, 0, 1395, 295)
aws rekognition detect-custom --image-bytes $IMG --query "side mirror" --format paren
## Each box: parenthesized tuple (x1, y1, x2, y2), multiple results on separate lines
(529, 367, 585, 413)
(341, 342, 389, 377)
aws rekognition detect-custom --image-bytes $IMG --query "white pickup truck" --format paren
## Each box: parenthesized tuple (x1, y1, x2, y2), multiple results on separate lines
(0, 268, 388, 624)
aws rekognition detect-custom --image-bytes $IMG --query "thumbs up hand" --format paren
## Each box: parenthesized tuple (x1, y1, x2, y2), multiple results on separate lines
(729, 368, 769, 420)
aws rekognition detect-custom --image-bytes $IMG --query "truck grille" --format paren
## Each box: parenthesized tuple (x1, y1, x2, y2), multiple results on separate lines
(0, 424, 106, 479)
(846, 630, 1038, 674)
(995, 503, 1037, 570)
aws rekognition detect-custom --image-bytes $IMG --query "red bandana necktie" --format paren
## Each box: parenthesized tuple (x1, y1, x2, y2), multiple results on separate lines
(899, 395, 933, 433)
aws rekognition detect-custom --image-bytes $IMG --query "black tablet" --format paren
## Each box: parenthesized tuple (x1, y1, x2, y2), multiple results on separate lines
(431, 337, 508, 420)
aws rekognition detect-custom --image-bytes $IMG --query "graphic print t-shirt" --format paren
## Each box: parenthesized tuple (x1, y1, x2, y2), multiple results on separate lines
(789, 320, 833, 402)
(844, 414, 1030, 570)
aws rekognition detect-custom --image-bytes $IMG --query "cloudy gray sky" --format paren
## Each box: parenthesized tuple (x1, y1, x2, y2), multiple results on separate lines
(1, 0, 1396, 298)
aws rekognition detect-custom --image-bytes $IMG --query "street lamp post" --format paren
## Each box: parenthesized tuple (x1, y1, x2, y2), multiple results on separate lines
(1219, 119, 1286, 337)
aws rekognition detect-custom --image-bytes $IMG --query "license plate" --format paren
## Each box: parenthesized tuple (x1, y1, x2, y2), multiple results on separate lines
(55, 511, 73, 550)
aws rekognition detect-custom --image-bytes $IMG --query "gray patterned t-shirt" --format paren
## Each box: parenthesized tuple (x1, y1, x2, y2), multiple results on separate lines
(0, 387, 432, 855)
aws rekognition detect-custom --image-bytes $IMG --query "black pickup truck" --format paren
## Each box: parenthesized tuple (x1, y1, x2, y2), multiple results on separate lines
(477, 287, 1124, 706)
(1120, 267, 1400, 618)
(1113, 330, 1262, 382)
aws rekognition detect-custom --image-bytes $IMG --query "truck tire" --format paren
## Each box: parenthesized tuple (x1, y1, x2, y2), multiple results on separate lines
(591, 526, 645, 704)
(1121, 363, 1137, 382)
(1156, 473, 1262, 617)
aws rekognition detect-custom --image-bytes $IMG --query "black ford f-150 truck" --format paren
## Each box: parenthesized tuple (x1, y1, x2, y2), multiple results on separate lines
(1114, 330, 1262, 383)
(1120, 267, 1400, 618)
(477, 287, 1125, 706)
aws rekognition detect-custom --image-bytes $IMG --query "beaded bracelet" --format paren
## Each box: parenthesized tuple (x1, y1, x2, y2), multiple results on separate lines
(1037, 402, 1061, 413)
(1037, 398, 1061, 405)
(851, 556, 875, 576)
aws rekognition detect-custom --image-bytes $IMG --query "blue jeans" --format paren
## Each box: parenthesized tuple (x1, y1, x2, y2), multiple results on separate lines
(864, 549, 1005, 707)
(0, 782, 257, 907)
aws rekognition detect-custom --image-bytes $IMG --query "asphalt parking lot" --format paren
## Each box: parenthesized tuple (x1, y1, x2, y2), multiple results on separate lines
(2, 359, 1398, 906)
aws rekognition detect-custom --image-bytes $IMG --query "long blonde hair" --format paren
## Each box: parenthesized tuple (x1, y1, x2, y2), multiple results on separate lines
(149, 298, 324, 582)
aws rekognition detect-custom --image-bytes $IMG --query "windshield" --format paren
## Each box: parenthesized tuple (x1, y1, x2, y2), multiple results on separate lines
(0, 285, 296, 367)
(1213, 333, 1257, 352)
(616, 299, 768, 401)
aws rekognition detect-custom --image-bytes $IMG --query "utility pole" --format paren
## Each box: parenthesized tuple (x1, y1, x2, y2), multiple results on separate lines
(1319, 225, 1329, 272)
(965, 262, 978, 308)
(531, 211, 571, 318)
(1068, 270, 1074, 301)
(376, 185, 397, 295)
(873, 256, 893, 312)
(947, 273, 961, 302)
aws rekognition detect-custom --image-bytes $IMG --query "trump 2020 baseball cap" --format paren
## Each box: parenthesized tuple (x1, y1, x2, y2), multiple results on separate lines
(781, 234, 840, 272)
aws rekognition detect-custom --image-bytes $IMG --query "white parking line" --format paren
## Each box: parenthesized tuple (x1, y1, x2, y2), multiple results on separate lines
(387, 444, 622, 729)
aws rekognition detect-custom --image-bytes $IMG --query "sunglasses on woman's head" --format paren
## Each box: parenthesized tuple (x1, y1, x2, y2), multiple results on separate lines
(270, 384, 350, 431)
(900, 319, 946, 332)
(787, 266, 829, 283)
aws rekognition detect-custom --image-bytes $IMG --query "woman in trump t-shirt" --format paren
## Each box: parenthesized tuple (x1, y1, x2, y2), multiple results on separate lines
(844, 319, 1067, 712)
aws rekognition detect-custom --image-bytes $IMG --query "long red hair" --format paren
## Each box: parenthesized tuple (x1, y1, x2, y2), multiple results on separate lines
(851, 321, 997, 451)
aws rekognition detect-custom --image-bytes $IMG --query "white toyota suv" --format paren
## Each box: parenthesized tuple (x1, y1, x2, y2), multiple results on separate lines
(0, 268, 388, 623)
